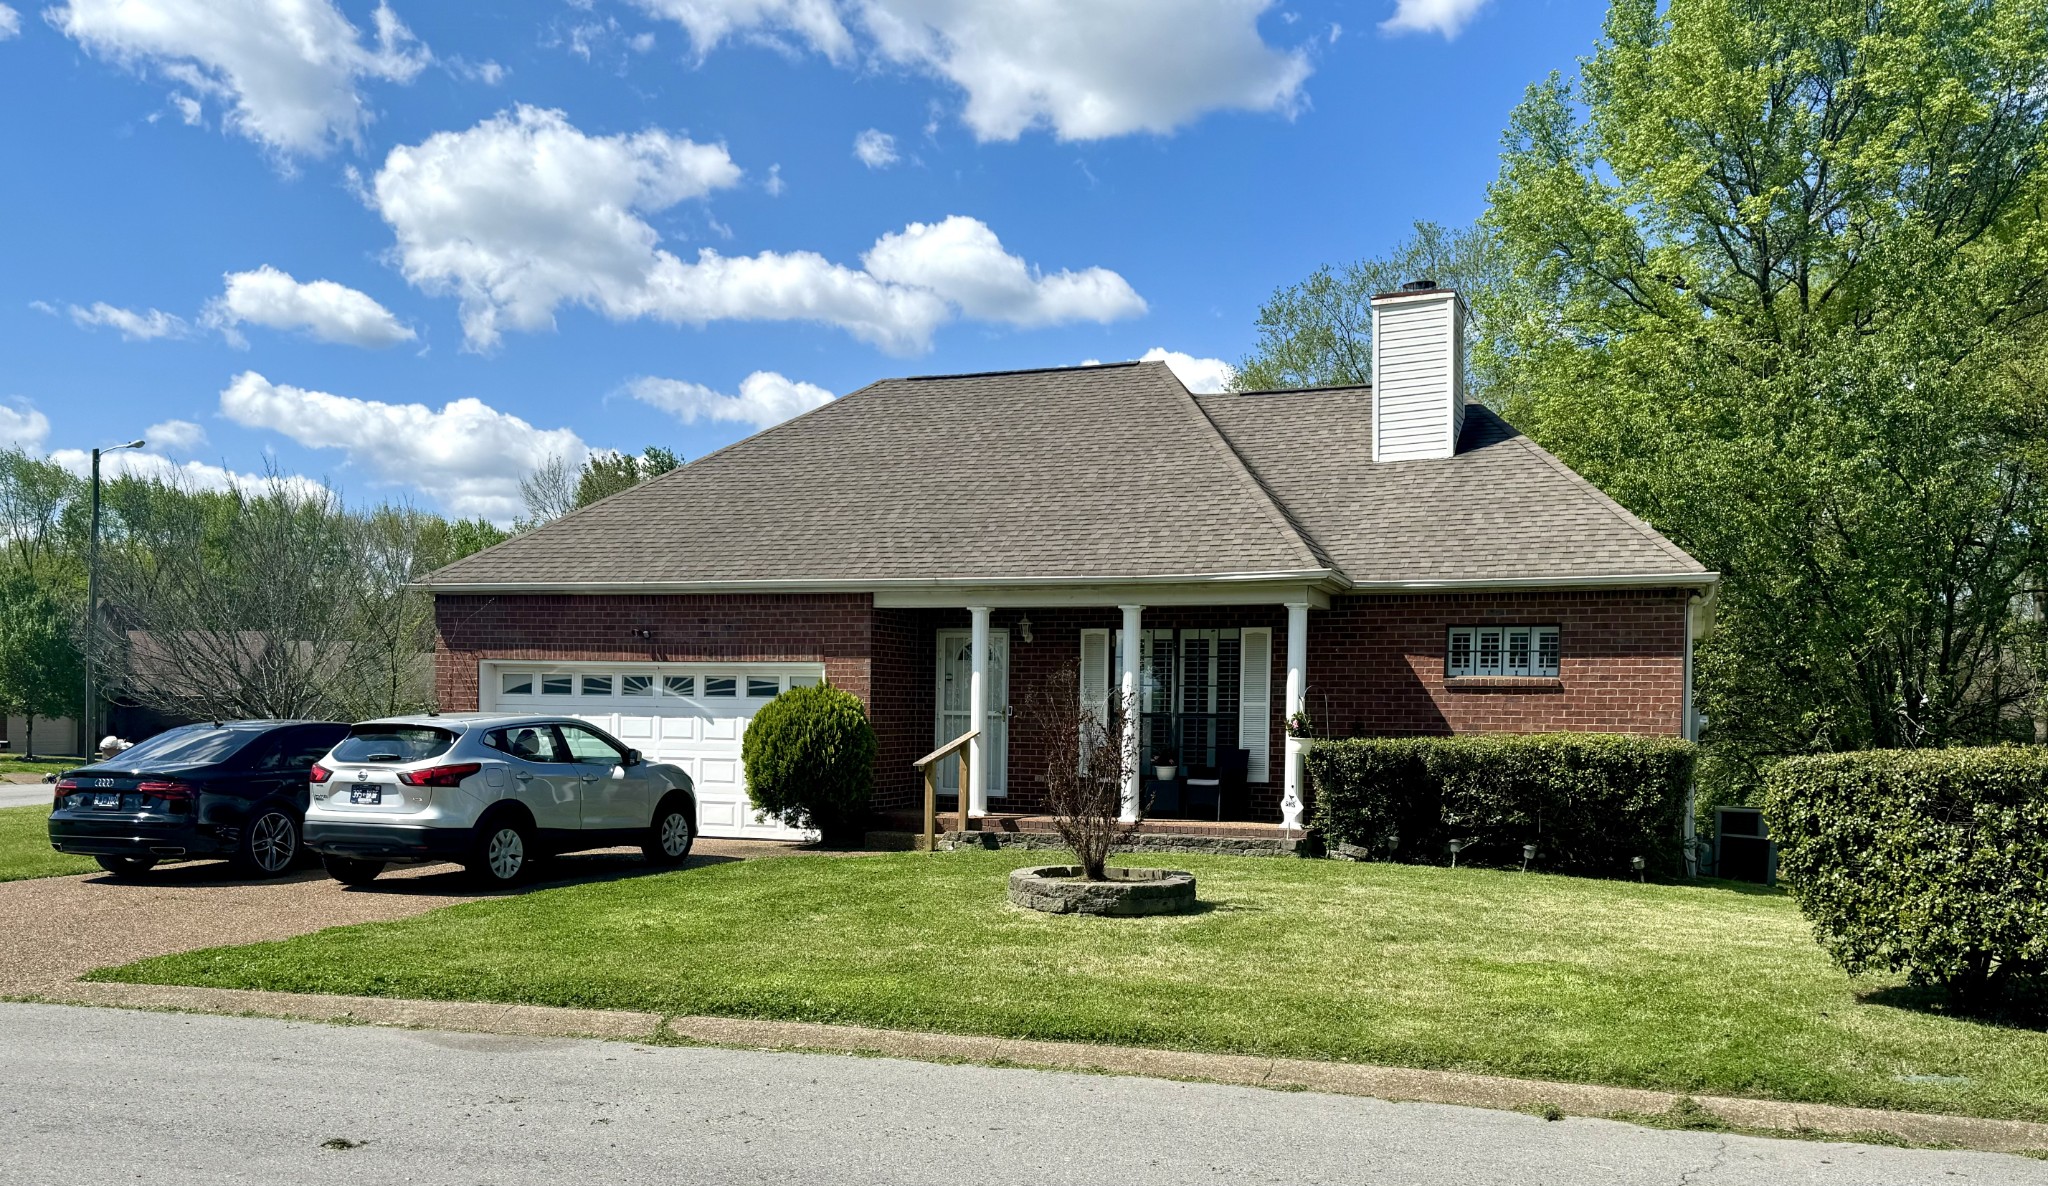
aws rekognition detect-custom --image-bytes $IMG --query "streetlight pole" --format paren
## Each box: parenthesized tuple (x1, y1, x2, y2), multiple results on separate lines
(81, 439, 144, 759)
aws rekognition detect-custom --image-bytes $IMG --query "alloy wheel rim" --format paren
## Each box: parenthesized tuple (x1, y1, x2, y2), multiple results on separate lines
(661, 812, 690, 856)
(251, 813, 294, 872)
(488, 829, 524, 880)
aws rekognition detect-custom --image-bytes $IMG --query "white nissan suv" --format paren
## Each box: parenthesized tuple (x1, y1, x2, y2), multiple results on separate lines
(303, 713, 697, 886)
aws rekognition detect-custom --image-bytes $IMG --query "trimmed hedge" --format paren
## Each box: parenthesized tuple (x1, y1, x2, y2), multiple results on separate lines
(1763, 747, 2048, 1011)
(1308, 733, 1695, 878)
(741, 684, 878, 843)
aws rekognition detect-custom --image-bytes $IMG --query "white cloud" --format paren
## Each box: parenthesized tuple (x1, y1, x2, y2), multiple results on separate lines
(862, 216, 1145, 327)
(631, 0, 853, 62)
(1380, 0, 1489, 39)
(852, 127, 897, 168)
(49, 447, 327, 500)
(67, 302, 190, 341)
(448, 57, 505, 85)
(48, 0, 429, 156)
(218, 371, 589, 520)
(632, 0, 1310, 141)
(0, 6, 19, 40)
(203, 266, 415, 349)
(143, 419, 207, 452)
(0, 400, 49, 450)
(628, 371, 834, 430)
(372, 107, 1140, 353)
(1140, 347, 1234, 393)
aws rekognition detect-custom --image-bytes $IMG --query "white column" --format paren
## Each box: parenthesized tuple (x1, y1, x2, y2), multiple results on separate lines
(1118, 603, 1143, 823)
(1281, 600, 1310, 832)
(968, 605, 991, 818)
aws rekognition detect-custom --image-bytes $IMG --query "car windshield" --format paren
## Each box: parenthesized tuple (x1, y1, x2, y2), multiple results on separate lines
(106, 725, 261, 769)
(330, 726, 456, 764)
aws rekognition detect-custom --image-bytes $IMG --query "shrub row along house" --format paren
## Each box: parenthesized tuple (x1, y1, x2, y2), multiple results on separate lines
(426, 285, 1718, 842)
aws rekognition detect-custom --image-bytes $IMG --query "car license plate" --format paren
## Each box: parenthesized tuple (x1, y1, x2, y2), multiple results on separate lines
(349, 784, 382, 805)
(93, 793, 119, 809)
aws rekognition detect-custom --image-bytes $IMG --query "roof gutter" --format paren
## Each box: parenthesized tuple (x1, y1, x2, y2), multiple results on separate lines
(1344, 571, 1720, 593)
(420, 568, 1351, 596)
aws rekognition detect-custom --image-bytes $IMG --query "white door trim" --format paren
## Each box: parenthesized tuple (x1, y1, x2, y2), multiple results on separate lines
(934, 629, 1009, 799)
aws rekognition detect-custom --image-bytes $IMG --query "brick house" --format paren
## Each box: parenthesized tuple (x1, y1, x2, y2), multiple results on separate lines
(427, 286, 1716, 841)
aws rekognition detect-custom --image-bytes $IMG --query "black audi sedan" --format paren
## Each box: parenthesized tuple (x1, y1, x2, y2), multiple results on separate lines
(47, 720, 348, 878)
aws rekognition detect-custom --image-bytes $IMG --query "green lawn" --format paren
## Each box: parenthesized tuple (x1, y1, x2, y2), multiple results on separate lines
(0, 752, 78, 777)
(93, 851, 2048, 1122)
(0, 804, 96, 882)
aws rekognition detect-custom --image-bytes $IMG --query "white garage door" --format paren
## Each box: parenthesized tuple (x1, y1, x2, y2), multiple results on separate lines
(485, 662, 825, 841)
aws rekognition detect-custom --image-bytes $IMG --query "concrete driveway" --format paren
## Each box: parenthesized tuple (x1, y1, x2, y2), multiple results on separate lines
(0, 840, 805, 995)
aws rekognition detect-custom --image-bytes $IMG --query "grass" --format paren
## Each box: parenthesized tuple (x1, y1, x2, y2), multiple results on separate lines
(93, 850, 2048, 1122)
(0, 804, 97, 882)
(0, 752, 77, 777)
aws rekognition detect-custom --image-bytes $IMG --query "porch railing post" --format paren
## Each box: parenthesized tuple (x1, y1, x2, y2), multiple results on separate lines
(958, 749, 972, 834)
(922, 762, 938, 852)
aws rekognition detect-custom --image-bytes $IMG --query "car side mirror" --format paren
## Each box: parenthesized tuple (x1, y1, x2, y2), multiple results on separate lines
(624, 749, 642, 766)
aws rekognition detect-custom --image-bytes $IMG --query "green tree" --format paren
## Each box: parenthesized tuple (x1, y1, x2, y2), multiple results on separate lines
(1232, 220, 1520, 398)
(1483, 0, 2048, 790)
(0, 568, 82, 757)
(572, 446, 683, 509)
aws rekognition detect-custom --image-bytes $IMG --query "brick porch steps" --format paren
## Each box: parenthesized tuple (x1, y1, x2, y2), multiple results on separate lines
(876, 810, 1288, 841)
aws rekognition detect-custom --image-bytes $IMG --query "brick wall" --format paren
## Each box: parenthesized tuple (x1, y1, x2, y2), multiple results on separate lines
(432, 593, 875, 711)
(1308, 589, 1691, 738)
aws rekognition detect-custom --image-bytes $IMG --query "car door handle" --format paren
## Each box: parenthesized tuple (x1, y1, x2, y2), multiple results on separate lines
(580, 775, 600, 783)
(514, 771, 533, 782)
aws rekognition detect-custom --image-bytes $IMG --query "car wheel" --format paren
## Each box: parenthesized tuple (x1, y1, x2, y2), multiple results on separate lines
(322, 856, 385, 886)
(643, 799, 695, 866)
(232, 807, 301, 878)
(94, 855, 157, 878)
(466, 817, 532, 886)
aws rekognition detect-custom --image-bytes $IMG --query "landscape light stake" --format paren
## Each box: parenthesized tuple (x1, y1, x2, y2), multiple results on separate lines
(82, 437, 145, 755)
(1521, 843, 1537, 873)
(1632, 855, 1646, 883)
(1448, 838, 1465, 868)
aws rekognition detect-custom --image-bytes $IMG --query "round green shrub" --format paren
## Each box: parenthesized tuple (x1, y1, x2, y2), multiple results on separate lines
(741, 683, 878, 843)
(1763, 747, 2048, 1014)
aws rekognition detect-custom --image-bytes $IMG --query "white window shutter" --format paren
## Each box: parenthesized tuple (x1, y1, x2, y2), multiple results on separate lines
(1239, 627, 1272, 783)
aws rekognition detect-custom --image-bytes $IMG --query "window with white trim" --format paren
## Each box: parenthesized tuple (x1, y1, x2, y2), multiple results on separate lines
(1446, 626, 1560, 678)
(540, 675, 574, 696)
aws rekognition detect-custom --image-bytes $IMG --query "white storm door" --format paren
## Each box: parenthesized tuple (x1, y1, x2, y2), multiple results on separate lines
(935, 629, 1009, 798)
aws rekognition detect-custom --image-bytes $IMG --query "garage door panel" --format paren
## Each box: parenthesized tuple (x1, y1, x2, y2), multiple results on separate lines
(485, 663, 818, 841)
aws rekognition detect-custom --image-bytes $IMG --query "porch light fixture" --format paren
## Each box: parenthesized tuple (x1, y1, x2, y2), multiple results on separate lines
(1015, 614, 1034, 644)
(1521, 843, 1538, 872)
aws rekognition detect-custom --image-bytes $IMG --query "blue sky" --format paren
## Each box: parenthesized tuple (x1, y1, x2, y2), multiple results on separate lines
(0, 0, 1601, 522)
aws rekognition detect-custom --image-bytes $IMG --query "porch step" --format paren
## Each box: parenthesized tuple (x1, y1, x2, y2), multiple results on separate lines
(863, 829, 1313, 858)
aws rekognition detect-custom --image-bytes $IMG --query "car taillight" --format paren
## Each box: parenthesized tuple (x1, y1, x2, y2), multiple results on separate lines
(397, 762, 481, 788)
(309, 763, 332, 784)
(54, 778, 77, 802)
(135, 780, 197, 801)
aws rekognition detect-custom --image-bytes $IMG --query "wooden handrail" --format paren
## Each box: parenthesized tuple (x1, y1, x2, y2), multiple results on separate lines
(913, 729, 978, 770)
(913, 729, 980, 852)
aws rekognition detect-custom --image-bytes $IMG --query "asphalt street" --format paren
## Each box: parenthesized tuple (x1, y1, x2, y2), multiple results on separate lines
(0, 785, 54, 809)
(1, 1003, 2040, 1185)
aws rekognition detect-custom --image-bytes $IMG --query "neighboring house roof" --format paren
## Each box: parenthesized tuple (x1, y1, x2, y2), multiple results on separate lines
(430, 361, 1708, 592)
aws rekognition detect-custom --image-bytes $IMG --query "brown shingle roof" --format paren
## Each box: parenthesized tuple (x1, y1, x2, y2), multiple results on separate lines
(428, 362, 1706, 590)
(1194, 387, 1706, 584)
(430, 362, 1327, 588)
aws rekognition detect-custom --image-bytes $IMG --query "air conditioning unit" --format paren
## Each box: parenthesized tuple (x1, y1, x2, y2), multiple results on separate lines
(1712, 806, 1776, 885)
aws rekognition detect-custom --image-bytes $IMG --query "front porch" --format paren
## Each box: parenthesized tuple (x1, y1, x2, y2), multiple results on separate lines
(868, 585, 1324, 831)
(870, 809, 1309, 857)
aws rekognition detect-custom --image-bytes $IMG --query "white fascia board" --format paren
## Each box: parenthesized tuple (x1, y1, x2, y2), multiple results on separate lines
(1342, 571, 1721, 593)
(423, 569, 1347, 601)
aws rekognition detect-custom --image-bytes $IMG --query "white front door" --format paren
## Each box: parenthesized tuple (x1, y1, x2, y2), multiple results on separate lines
(935, 629, 1008, 798)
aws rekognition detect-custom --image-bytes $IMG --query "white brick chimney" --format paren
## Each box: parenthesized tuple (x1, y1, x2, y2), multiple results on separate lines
(1370, 281, 1466, 462)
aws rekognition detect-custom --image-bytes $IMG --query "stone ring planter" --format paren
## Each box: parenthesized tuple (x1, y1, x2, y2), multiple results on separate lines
(1008, 865, 1198, 916)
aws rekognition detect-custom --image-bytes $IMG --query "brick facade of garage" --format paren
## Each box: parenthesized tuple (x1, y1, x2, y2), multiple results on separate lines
(436, 587, 1693, 824)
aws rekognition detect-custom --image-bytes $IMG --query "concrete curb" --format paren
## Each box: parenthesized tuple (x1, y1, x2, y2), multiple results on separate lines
(43, 980, 2048, 1157)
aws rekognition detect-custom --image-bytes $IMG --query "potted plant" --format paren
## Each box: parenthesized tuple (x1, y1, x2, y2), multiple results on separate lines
(1152, 745, 1179, 781)
(1286, 709, 1314, 738)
